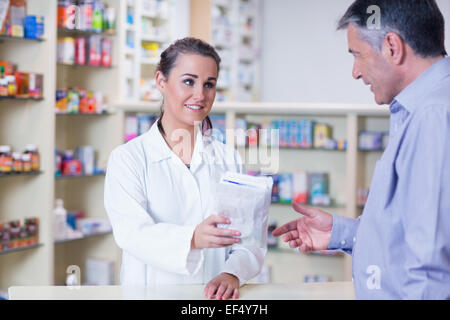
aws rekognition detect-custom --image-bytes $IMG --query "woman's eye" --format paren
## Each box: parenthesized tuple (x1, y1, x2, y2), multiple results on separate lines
(183, 79, 194, 86)
(204, 82, 215, 89)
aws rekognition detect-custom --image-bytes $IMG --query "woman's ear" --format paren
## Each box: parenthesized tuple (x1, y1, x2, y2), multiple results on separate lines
(155, 71, 167, 92)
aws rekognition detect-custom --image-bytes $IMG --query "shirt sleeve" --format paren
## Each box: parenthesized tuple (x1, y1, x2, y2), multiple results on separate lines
(396, 106, 450, 299)
(327, 215, 360, 255)
(104, 147, 203, 276)
(222, 245, 267, 286)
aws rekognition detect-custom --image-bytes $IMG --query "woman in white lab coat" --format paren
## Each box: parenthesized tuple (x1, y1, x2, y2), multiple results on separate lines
(104, 37, 265, 300)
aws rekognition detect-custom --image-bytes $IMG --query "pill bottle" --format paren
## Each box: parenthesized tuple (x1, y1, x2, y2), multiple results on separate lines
(0, 145, 13, 174)
(0, 79, 8, 97)
(12, 152, 22, 173)
(6, 75, 17, 96)
(24, 145, 40, 171)
(22, 153, 32, 172)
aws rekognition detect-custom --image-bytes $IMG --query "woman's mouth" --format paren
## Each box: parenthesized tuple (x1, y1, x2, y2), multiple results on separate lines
(185, 104, 204, 111)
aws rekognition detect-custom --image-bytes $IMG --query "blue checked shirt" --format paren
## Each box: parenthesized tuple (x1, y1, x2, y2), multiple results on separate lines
(328, 57, 450, 299)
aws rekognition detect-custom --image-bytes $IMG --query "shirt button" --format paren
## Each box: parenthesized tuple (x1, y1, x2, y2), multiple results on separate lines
(341, 240, 346, 246)
(353, 237, 356, 243)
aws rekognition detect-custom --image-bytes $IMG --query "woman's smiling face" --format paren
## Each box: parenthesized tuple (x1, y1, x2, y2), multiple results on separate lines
(156, 53, 218, 130)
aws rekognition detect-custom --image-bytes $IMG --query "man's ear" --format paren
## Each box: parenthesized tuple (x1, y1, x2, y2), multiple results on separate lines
(155, 71, 167, 91)
(382, 32, 405, 65)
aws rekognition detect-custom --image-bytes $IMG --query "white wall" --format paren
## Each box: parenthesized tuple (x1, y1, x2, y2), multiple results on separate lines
(260, 0, 450, 104)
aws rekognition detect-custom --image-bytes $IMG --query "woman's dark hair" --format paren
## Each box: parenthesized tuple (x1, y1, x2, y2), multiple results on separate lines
(156, 37, 221, 136)
(337, 0, 447, 58)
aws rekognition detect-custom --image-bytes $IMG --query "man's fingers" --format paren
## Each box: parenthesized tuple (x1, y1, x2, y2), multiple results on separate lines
(282, 230, 299, 242)
(272, 220, 298, 237)
(292, 202, 317, 218)
(289, 239, 301, 248)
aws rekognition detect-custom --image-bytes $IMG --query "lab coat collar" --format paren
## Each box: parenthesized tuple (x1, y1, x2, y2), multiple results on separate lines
(145, 120, 207, 165)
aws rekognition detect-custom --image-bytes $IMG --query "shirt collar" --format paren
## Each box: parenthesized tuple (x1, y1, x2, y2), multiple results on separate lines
(145, 120, 206, 163)
(393, 57, 450, 113)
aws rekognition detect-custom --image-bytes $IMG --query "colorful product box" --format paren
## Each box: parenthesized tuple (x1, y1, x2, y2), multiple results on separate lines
(293, 171, 309, 204)
(270, 120, 280, 148)
(310, 173, 330, 206)
(278, 120, 288, 147)
(287, 120, 299, 147)
(299, 120, 314, 148)
(278, 173, 293, 204)
(28, 73, 43, 98)
(24, 15, 44, 39)
(62, 159, 82, 176)
(313, 124, 331, 149)
(76, 146, 95, 175)
(270, 174, 280, 203)
(247, 122, 260, 147)
(9, 0, 26, 38)
(235, 118, 247, 147)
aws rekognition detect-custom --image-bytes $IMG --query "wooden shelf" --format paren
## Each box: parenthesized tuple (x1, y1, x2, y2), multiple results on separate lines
(268, 246, 344, 257)
(55, 172, 105, 180)
(57, 27, 116, 37)
(57, 62, 113, 69)
(271, 202, 346, 209)
(0, 96, 44, 101)
(0, 244, 43, 256)
(55, 111, 115, 116)
(0, 171, 42, 178)
(0, 35, 44, 42)
(54, 230, 112, 244)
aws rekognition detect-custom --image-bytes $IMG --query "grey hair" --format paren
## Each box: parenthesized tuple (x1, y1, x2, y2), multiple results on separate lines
(337, 0, 447, 58)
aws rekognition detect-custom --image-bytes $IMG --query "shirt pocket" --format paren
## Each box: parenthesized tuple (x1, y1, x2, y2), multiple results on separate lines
(365, 156, 398, 214)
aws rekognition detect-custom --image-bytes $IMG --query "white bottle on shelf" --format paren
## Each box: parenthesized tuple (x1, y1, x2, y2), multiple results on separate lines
(53, 199, 67, 241)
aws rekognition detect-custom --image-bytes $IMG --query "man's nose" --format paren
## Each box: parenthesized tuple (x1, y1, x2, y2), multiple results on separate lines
(352, 62, 362, 80)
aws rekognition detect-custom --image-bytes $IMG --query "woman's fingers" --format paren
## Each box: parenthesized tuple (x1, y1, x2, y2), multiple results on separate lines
(215, 284, 227, 300)
(208, 235, 240, 247)
(222, 286, 235, 300)
(211, 227, 241, 237)
(232, 288, 239, 300)
(206, 214, 230, 225)
(205, 281, 219, 299)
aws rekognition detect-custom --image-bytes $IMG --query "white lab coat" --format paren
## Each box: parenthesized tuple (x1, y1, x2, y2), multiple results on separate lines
(104, 121, 266, 287)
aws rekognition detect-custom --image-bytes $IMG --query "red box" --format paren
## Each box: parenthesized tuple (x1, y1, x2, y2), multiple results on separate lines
(62, 159, 82, 176)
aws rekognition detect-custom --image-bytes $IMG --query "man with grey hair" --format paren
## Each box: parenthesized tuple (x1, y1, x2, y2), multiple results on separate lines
(273, 0, 450, 299)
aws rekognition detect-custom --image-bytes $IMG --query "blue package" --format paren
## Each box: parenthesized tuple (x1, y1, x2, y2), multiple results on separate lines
(24, 15, 44, 39)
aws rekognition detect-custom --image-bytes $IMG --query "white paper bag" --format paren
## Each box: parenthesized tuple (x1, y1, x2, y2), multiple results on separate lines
(213, 172, 273, 248)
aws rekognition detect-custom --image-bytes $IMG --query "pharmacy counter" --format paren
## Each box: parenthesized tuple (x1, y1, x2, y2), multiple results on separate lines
(9, 281, 355, 300)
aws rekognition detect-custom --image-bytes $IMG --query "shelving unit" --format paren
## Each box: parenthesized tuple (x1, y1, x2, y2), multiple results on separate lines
(190, 0, 261, 102)
(54, 0, 124, 286)
(0, 0, 57, 293)
(0, 0, 392, 293)
(114, 101, 390, 283)
(119, 0, 175, 102)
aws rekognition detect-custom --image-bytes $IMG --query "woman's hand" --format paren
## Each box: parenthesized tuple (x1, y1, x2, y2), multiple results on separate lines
(191, 214, 241, 249)
(204, 273, 239, 300)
